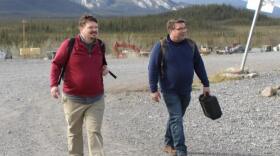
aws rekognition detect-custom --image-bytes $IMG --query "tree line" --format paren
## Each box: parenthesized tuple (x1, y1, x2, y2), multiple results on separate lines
(0, 4, 279, 52)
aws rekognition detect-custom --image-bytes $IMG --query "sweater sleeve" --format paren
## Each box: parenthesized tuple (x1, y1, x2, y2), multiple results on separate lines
(148, 42, 161, 93)
(50, 39, 70, 87)
(193, 44, 210, 87)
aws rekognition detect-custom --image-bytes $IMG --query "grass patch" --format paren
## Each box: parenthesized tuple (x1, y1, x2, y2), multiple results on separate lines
(192, 81, 201, 91)
(209, 72, 243, 83)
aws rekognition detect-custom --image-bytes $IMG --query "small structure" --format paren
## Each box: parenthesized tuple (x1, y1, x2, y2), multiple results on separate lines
(200, 45, 212, 55)
(19, 48, 41, 58)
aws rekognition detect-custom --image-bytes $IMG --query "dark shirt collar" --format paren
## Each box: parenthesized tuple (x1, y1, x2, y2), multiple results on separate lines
(167, 35, 186, 45)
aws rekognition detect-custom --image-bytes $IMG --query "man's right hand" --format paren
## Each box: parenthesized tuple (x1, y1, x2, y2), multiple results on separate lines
(102, 65, 109, 76)
(50, 86, 60, 99)
(150, 91, 161, 102)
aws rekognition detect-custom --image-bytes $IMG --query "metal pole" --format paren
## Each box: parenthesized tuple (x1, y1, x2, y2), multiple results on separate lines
(22, 20, 26, 48)
(240, 0, 264, 71)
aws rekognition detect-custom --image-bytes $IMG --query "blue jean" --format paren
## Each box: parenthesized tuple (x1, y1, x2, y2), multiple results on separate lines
(162, 93, 191, 156)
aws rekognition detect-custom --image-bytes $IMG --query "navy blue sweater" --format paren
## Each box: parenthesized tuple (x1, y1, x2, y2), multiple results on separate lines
(148, 35, 209, 95)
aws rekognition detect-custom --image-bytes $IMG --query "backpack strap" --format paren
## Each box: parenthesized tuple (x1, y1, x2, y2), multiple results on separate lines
(97, 38, 105, 54)
(58, 38, 75, 85)
(185, 38, 196, 55)
(97, 38, 107, 65)
(159, 38, 168, 78)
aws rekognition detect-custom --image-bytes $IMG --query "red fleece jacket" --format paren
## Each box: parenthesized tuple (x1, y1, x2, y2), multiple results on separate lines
(50, 36, 105, 97)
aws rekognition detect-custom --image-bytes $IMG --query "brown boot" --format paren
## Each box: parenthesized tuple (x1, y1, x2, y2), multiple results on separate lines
(162, 145, 176, 155)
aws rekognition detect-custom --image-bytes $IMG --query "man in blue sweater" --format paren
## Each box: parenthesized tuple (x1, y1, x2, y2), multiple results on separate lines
(148, 19, 210, 156)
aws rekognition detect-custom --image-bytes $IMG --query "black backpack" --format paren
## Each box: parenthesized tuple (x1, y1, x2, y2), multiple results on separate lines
(57, 38, 105, 85)
(158, 37, 196, 78)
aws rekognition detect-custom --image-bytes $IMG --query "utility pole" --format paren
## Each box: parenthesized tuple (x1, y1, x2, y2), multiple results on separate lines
(240, 0, 264, 71)
(22, 19, 27, 49)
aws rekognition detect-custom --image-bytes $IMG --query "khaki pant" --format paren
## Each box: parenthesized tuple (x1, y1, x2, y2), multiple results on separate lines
(62, 95, 105, 156)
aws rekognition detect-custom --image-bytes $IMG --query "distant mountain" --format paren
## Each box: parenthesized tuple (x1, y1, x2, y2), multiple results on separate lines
(0, 0, 188, 18)
(179, 0, 246, 7)
(0, 0, 279, 18)
(69, 0, 186, 16)
(72, 0, 179, 10)
(0, 0, 89, 18)
(98, 4, 280, 34)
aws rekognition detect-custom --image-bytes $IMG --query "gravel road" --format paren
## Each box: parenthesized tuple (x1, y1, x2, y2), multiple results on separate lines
(0, 51, 280, 156)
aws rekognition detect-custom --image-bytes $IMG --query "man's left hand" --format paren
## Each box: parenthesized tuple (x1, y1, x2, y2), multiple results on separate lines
(203, 87, 210, 95)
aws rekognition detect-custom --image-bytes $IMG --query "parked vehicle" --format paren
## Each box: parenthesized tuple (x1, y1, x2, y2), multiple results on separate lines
(0, 49, 12, 60)
(261, 45, 272, 52)
(273, 44, 280, 52)
(216, 44, 244, 55)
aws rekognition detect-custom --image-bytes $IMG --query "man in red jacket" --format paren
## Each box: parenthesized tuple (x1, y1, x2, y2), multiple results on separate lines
(50, 14, 108, 156)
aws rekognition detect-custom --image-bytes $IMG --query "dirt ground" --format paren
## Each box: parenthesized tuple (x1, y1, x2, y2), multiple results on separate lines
(1, 51, 280, 156)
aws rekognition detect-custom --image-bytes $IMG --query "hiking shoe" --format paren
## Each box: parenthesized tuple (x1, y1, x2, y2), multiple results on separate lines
(162, 145, 176, 155)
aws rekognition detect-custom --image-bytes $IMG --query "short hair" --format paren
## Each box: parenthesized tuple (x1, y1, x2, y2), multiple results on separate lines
(79, 14, 98, 27)
(166, 18, 186, 32)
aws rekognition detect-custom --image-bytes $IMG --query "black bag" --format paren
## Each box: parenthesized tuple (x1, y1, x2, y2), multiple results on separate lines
(199, 94, 222, 120)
